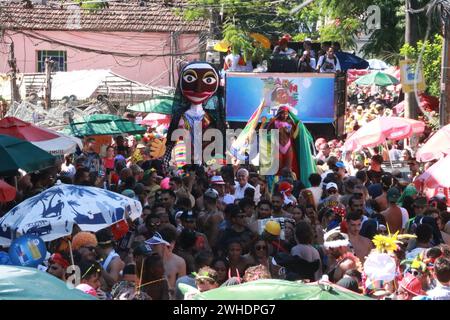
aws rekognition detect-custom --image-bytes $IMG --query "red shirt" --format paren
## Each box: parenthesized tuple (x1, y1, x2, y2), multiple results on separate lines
(103, 157, 115, 170)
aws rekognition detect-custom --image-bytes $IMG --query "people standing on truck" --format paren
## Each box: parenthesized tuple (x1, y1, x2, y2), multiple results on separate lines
(316, 47, 342, 74)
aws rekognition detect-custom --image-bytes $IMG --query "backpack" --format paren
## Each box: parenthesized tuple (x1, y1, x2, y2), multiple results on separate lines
(319, 55, 337, 71)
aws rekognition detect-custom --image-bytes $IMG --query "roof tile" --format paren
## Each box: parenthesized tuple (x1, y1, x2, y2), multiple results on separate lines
(0, 1, 207, 33)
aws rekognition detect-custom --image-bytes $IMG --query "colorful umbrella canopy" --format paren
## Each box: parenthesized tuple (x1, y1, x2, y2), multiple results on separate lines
(250, 33, 271, 49)
(368, 59, 390, 70)
(63, 114, 146, 137)
(0, 180, 16, 203)
(127, 96, 174, 114)
(141, 113, 171, 127)
(343, 117, 425, 152)
(416, 155, 450, 189)
(347, 69, 371, 85)
(190, 279, 372, 300)
(0, 182, 142, 246)
(0, 134, 56, 177)
(0, 117, 82, 156)
(213, 40, 231, 53)
(416, 124, 450, 162)
(0, 265, 96, 300)
(335, 52, 369, 71)
(354, 71, 400, 87)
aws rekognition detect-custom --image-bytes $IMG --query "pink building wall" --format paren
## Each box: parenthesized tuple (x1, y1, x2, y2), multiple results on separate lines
(0, 30, 201, 86)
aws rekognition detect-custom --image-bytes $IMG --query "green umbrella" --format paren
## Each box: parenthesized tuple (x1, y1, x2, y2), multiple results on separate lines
(190, 279, 372, 300)
(0, 266, 96, 300)
(127, 95, 174, 114)
(0, 134, 56, 176)
(63, 114, 146, 137)
(354, 71, 400, 87)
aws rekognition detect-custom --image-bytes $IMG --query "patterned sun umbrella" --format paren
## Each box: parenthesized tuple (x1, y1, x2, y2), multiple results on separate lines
(0, 182, 142, 246)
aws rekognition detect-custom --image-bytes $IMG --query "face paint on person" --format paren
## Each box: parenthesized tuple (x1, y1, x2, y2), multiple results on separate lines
(180, 63, 219, 105)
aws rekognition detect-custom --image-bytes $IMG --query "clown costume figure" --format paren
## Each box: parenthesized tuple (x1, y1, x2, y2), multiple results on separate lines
(163, 62, 225, 169)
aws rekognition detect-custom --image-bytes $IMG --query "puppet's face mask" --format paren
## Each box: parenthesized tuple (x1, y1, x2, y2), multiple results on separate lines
(180, 63, 219, 105)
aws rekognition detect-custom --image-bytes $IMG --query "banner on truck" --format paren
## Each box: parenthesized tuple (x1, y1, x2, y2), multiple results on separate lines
(225, 72, 336, 123)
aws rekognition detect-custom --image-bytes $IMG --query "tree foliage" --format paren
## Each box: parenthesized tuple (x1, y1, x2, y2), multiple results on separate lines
(180, 0, 444, 60)
(400, 34, 443, 97)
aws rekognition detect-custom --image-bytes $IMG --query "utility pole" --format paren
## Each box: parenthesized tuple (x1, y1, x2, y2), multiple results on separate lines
(169, 32, 173, 87)
(7, 42, 21, 104)
(439, 19, 450, 126)
(404, 0, 419, 120)
(44, 58, 54, 110)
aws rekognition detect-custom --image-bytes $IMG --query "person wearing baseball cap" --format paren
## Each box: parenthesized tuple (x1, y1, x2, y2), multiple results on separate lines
(325, 182, 339, 197)
(397, 273, 426, 300)
(178, 210, 211, 252)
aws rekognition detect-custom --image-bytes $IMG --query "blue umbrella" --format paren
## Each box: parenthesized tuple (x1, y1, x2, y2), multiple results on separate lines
(335, 52, 369, 71)
(0, 182, 142, 246)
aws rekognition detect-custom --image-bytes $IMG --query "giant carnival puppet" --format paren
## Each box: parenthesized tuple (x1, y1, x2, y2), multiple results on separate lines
(163, 62, 225, 171)
(231, 77, 316, 188)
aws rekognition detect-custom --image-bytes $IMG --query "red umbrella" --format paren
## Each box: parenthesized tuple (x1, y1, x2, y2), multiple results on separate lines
(0, 180, 16, 203)
(141, 113, 171, 128)
(393, 94, 439, 115)
(347, 69, 370, 85)
(416, 124, 450, 162)
(415, 155, 450, 189)
(0, 117, 82, 156)
(343, 117, 425, 152)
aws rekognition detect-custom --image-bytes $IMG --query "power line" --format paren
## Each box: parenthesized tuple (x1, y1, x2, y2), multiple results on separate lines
(15, 29, 208, 58)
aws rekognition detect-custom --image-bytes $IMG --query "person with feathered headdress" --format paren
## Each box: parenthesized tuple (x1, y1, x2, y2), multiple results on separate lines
(362, 226, 416, 298)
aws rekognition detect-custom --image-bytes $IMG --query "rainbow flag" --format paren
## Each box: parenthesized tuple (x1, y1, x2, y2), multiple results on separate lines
(230, 99, 266, 161)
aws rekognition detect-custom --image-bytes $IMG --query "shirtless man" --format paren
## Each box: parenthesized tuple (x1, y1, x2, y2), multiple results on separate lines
(146, 225, 186, 299)
(345, 211, 373, 262)
(271, 193, 293, 219)
(197, 188, 223, 249)
(323, 229, 360, 283)
(381, 187, 404, 234)
(375, 174, 394, 211)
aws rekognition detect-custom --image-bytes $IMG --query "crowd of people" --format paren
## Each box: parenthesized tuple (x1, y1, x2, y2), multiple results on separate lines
(1, 127, 449, 300)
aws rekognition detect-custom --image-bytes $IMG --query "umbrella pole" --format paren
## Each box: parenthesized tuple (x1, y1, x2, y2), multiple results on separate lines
(68, 239, 75, 266)
(385, 141, 393, 169)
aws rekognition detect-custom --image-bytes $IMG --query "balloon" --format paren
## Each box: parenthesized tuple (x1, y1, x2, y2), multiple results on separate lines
(8, 235, 47, 268)
(135, 134, 142, 141)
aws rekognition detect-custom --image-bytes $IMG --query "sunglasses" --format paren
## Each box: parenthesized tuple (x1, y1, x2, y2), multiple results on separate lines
(255, 245, 267, 251)
(236, 214, 246, 219)
(328, 189, 337, 194)
(82, 246, 96, 252)
(184, 220, 196, 224)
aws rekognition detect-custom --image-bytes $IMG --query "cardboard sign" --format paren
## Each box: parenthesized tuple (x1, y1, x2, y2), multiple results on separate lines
(400, 59, 426, 93)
